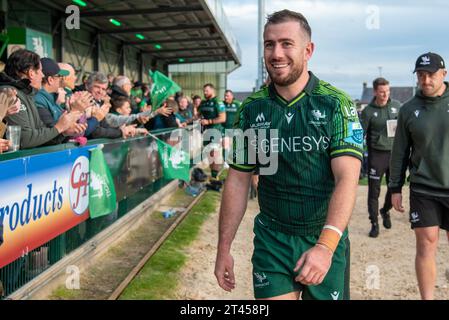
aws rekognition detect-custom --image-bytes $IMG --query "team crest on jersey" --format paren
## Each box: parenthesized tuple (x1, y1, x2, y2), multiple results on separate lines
(344, 122, 363, 146)
(309, 109, 328, 125)
(391, 107, 397, 113)
(226, 104, 238, 112)
(414, 110, 420, 118)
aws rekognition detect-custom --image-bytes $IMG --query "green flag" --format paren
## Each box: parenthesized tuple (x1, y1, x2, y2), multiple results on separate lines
(89, 145, 117, 219)
(149, 70, 181, 109)
(156, 138, 190, 182)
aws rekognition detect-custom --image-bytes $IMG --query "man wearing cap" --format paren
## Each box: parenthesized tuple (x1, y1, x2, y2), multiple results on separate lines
(389, 52, 449, 300)
(34, 57, 71, 127)
(361, 78, 401, 238)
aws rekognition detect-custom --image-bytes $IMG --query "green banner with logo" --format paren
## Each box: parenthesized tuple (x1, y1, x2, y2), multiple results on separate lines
(149, 70, 181, 109)
(156, 138, 190, 182)
(7, 27, 53, 58)
(89, 145, 117, 218)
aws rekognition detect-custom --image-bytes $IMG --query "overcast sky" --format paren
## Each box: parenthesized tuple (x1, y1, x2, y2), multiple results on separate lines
(222, 0, 449, 99)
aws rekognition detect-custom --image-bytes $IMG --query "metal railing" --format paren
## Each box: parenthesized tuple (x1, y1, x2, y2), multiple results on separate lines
(0, 124, 201, 298)
(201, 0, 242, 65)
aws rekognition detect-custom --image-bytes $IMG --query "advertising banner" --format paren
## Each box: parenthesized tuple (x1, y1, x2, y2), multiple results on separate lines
(0, 147, 91, 268)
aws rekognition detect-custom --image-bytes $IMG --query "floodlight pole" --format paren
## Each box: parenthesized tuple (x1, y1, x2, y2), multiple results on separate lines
(256, 0, 265, 90)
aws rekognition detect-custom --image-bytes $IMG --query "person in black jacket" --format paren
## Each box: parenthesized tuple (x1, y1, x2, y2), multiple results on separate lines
(85, 72, 135, 139)
(389, 52, 449, 300)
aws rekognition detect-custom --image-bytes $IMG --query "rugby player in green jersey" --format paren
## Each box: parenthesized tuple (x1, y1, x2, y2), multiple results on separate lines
(390, 52, 449, 300)
(222, 90, 241, 166)
(223, 90, 241, 130)
(215, 10, 363, 300)
(198, 83, 226, 180)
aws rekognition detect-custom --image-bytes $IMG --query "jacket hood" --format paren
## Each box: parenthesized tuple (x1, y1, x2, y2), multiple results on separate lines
(0, 72, 34, 95)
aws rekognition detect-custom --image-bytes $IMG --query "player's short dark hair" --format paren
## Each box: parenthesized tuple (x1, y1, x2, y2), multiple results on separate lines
(265, 9, 312, 40)
(5, 49, 41, 80)
(203, 83, 215, 90)
(192, 95, 201, 100)
(225, 89, 233, 95)
(373, 77, 390, 90)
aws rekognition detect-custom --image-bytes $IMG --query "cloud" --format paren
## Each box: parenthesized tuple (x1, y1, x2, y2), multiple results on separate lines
(223, 3, 257, 18)
(222, 0, 449, 98)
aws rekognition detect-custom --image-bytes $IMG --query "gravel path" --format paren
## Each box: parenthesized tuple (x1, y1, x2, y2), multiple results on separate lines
(175, 187, 449, 300)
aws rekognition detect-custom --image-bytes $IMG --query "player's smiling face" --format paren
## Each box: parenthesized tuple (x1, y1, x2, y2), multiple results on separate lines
(263, 20, 313, 87)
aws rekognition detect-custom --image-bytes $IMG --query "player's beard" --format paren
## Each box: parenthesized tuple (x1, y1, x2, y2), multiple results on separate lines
(266, 60, 303, 87)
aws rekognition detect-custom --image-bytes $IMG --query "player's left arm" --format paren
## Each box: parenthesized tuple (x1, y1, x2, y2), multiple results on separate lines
(212, 101, 226, 124)
(324, 155, 361, 234)
(294, 156, 360, 286)
(295, 94, 362, 286)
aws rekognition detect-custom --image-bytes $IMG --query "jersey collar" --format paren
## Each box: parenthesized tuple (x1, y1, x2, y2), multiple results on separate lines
(268, 71, 319, 107)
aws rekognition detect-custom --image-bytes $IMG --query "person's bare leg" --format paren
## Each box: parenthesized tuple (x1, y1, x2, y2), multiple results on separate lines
(414, 226, 439, 300)
(210, 148, 222, 177)
(257, 291, 300, 300)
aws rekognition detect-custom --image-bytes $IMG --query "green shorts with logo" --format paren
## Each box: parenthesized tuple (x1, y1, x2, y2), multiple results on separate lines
(251, 214, 350, 300)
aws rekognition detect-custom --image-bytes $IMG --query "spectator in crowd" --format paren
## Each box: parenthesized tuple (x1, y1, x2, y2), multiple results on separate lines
(74, 73, 89, 92)
(0, 49, 81, 149)
(141, 83, 151, 107)
(110, 75, 140, 114)
(192, 94, 202, 119)
(0, 88, 21, 152)
(110, 96, 148, 135)
(85, 72, 135, 139)
(107, 73, 114, 87)
(110, 96, 132, 116)
(34, 58, 70, 126)
(58, 63, 76, 97)
(58, 62, 99, 139)
(175, 96, 194, 127)
(106, 73, 115, 95)
(34, 58, 90, 146)
(145, 99, 176, 130)
(131, 80, 147, 109)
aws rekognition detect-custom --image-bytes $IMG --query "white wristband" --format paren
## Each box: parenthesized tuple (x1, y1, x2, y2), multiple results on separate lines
(323, 225, 343, 238)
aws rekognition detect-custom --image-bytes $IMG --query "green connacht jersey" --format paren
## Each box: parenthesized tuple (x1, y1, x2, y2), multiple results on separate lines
(223, 99, 241, 129)
(229, 72, 363, 236)
(199, 96, 225, 130)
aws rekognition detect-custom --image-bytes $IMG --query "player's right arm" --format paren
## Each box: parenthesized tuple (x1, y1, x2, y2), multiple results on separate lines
(215, 168, 252, 292)
(215, 97, 253, 291)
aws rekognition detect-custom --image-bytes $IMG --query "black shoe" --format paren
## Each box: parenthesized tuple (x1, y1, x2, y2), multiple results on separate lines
(380, 208, 392, 229)
(206, 183, 221, 192)
(369, 222, 379, 238)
